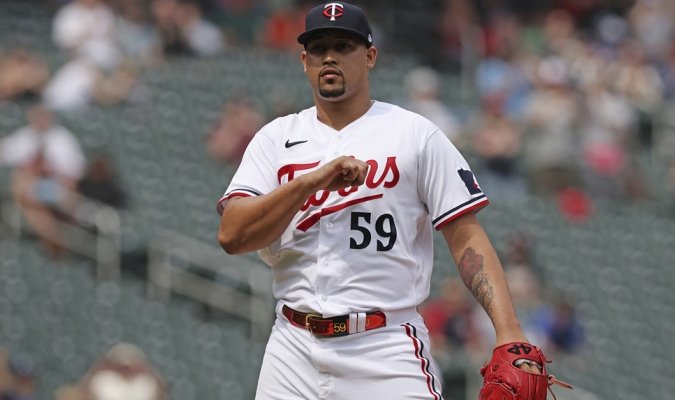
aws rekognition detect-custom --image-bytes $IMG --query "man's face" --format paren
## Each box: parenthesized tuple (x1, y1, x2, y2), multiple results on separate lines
(301, 31, 377, 102)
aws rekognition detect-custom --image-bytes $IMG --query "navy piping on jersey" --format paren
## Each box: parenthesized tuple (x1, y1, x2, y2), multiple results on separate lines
(432, 194, 487, 226)
(403, 323, 443, 400)
(224, 188, 262, 197)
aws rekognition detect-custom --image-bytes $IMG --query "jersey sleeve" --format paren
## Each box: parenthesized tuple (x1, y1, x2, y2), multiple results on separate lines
(417, 130, 489, 230)
(216, 130, 278, 215)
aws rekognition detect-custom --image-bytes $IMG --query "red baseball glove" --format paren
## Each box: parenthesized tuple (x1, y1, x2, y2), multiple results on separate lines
(479, 342, 572, 400)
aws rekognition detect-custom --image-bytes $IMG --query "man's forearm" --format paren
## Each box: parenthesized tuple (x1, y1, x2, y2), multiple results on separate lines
(218, 175, 317, 254)
(441, 214, 527, 345)
(456, 244, 525, 344)
(218, 156, 370, 255)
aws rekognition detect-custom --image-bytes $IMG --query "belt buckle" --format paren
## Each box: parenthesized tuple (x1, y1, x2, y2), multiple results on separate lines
(304, 313, 321, 332)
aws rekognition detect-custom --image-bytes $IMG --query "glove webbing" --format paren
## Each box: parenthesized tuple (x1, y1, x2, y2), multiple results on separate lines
(531, 346, 573, 400)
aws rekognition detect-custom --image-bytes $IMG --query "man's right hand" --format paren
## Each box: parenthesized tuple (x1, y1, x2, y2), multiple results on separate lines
(304, 156, 369, 192)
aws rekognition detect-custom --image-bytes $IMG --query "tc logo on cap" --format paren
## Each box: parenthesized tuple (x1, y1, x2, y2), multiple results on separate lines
(323, 3, 344, 21)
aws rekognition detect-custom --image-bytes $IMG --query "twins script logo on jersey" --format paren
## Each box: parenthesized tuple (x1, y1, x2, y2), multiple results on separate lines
(323, 3, 344, 21)
(277, 157, 400, 231)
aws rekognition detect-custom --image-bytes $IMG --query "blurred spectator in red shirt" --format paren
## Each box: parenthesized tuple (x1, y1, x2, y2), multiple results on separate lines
(258, 2, 307, 51)
(206, 96, 265, 166)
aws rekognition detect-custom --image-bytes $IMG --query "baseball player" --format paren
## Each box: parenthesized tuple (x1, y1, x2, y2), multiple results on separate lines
(217, 3, 565, 399)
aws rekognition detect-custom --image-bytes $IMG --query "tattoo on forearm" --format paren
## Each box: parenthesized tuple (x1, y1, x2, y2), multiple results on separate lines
(458, 247, 494, 316)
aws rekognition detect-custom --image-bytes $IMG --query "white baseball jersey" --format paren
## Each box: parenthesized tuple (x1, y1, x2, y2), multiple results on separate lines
(218, 101, 488, 317)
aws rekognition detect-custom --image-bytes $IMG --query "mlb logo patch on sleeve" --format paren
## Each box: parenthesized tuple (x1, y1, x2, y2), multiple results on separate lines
(457, 168, 482, 195)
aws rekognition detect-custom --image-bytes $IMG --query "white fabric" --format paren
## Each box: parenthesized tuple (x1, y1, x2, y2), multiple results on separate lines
(0, 124, 86, 180)
(257, 310, 443, 400)
(42, 59, 97, 112)
(185, 19, 224, 56)
(219, 101, 487, 317)
(89, 371, 158, 400)
(348, 313, 357, 334)
(356, 312, 366, 333)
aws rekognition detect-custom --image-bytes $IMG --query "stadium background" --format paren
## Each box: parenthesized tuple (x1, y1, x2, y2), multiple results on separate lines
(0, 0, 673, 399)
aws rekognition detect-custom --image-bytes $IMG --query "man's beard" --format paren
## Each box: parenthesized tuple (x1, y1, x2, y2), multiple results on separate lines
(319, 85, 346, 98)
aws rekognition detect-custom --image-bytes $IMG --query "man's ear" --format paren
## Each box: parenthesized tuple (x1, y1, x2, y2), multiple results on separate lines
(300, 50, 308, 73)
(366, 46, 377, 69)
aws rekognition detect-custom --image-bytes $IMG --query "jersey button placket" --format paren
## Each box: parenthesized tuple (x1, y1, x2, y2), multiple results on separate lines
(331, 133, 342, 158)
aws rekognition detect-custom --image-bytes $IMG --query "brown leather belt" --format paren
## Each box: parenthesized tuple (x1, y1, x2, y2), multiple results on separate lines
(282, 305, 387, 337)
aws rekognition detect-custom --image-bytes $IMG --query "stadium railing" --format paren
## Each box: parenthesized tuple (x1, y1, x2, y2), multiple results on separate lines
(0, 191, 122, 280)
(147, 229, 274, 341)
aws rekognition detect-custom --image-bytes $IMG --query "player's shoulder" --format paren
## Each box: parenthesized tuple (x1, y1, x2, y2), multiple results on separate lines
(372, 101, 442, 139)
(256, 106, 317, 141)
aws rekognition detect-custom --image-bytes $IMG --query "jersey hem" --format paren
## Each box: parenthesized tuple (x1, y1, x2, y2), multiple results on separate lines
(433, 196, 489, 230)
(216, 190, 259, 215)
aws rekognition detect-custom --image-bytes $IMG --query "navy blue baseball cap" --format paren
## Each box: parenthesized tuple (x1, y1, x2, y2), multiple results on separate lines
(297, 2, 373, 48)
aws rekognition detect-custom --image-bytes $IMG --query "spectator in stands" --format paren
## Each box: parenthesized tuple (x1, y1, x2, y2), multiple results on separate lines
(521, 56, 582, 197)
(474, 54, 531, 122)
(439, 0, 482, 71)
(173, 0, 225, 56)
(80, 343, 167, 400)
(92, 61, 142, 107)
(529, 295, 585, 354)
(47, 0, 145, 111)
(627, 0, 674, 63)
(467, 94, 527, 201)
(472, 259, 548, 354)
(501, 230, 537, 272)
(606, 39, 664, 150)
(42, 57, 98, 112)
(0, 105, 86, 256)
(540, 8, 578, 56)
(151, 0, 224, 57)
(52, 0, 120, 69)
(0, 48, 50, 102)
(151, 0, 191, 56)
(419, 277, 479, 400)
(258, 1, 308, 51)
(403, 66, 461, 143)
(42, 49, 140, 111)
(77, 153, 128, 209)
(211, 0, 266, 47)
(113, 0, 163, 67)
(206, 96, 265, 166)
(420, 277, 479, 354)
(578, 79, 636, 200)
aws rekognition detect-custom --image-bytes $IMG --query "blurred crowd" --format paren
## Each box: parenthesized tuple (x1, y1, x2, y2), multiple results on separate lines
(1, 0, 674, 205)
(0, 105, 127, 257)
(1, 0, 674, 398)
(1, 343, 168, 400)
(419, 230, 585, 398)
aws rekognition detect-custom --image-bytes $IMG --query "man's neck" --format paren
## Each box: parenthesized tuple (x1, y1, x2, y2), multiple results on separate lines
(314, 93, 373, 131)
